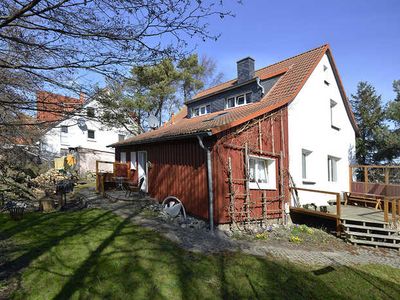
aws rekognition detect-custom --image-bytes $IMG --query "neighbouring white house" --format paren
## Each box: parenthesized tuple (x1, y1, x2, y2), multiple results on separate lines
(37, 91, 136, 174)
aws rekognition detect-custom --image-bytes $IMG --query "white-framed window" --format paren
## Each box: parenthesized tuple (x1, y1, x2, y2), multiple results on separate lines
(302, 149, 312, 179)
(248, 156, 276, 190)
(225, 92, 251, 109)
(328, 155, 340, 182)
(191, 104, 211, 117)
(61, 125, 68, 133)
(87, 129, 95, 140)
(130, 151, 137, 170)
(87, 107, 95, 118)
(120, 152, 126, 163)
(330, 100, 340, 130)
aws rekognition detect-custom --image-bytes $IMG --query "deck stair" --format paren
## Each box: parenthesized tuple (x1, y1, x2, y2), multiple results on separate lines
(342, 218, 400, 250)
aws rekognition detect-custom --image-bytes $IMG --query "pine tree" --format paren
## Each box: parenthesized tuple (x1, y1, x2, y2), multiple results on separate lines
(350, 82, 387, 165)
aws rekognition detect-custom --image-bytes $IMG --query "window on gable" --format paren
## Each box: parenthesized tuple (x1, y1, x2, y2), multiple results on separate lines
(302, 149, 312, 179)
(328, 156, 340, 182)
(61, 126, 68, 133)
(248, 156, 276, 190)
(192, 104, 211, 117)
(87, 107, 95, 118)
(323, 64, 328, 72)
(330, 100, 340, 130)
(87, 129, 95, 139)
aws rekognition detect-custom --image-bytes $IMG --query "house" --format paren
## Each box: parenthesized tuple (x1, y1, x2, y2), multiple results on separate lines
(110, 45, 358, 227)
(38, 91, 135, 174)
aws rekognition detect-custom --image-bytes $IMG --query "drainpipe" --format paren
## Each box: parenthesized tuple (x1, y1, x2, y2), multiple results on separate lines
(256, 77, 265, 95)
(197, 134, 214, 233)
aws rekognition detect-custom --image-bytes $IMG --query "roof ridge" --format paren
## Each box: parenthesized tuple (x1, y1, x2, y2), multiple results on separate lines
(255, 44, 328, 73)
(192, 44, 328, 100)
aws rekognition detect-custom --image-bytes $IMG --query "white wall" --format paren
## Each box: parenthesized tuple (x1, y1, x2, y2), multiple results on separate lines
(288, 54, 356, 206)
(41, 101, 132, 168)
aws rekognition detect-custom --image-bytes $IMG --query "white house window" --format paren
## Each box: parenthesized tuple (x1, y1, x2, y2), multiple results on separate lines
(248, 156, 276, 190)
(61, 126, 68, 133)
(120, 152, 126, 163)
(328, 156, 340, 182)
(192, 104, 211, 117)
(330, 100, 340, 130)
(323, 64, 328, 72)
(87, 129, 95, 139)
(87, 107, 95, 118)
(225, 93, 251, 109)
(302, 149, 312, 179)
(118, 134, 125, 142)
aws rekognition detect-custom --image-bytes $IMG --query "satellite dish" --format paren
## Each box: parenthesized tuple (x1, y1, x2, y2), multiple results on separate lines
(147, 114, 159, 129)
(77, 118, 87, 131)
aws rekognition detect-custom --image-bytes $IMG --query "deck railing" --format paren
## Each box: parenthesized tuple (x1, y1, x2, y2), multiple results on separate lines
(290, 187, 342, 233)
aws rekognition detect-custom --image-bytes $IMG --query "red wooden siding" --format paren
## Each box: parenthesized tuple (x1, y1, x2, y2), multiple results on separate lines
(212, 107, 289, 224)
(115, 107, 289, 225)
(116, 139, 209, 220)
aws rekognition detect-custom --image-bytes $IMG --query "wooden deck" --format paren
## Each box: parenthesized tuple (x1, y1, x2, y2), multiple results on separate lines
(328, 205, 386, 223)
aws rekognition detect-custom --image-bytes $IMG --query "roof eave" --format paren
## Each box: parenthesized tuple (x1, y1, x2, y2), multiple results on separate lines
(109, 130, 212, 148)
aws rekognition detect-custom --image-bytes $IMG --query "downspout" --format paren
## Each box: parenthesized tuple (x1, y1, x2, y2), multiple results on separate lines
(256, 77, 265, 95)
(197, 134, 214, 233)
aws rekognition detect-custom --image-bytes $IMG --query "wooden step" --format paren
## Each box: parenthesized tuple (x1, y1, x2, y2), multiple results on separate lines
(342, 217, 388, 226)
(342, 224, 397, 234)
(348, 238, 400, 249)
(345, 230, 400, 241)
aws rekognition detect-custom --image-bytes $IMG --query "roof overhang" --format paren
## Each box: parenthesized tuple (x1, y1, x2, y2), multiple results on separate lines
(109, 131, 212, 148)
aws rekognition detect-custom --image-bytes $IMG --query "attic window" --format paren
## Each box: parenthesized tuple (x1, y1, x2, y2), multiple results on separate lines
(87, 107, 95, 118)
(330, 100, 340, 130)
(192, 104, 211, 117)
(225, 93, 251, 109)
(323, 65, 328, 72)
(61, 126, 68, 133)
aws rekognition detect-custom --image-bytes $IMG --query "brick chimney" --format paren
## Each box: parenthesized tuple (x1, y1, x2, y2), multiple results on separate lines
(237, 57, 255, 84)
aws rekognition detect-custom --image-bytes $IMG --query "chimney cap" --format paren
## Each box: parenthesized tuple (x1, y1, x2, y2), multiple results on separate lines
(237, 56, 255, 64)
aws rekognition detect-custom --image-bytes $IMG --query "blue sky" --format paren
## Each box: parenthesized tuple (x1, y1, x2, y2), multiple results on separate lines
(192, 0, 400, 104)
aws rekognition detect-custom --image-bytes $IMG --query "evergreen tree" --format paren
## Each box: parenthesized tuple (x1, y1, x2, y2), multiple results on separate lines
(350, 81, 387, 164)
(384, 80, 400, 161)
(177, 54, 205, 103)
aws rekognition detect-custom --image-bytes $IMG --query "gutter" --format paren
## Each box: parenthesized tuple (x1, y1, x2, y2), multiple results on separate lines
(197, 134, 214, 233)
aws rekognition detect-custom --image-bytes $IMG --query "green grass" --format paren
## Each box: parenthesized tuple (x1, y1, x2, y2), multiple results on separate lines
(1, 210, 400, 299)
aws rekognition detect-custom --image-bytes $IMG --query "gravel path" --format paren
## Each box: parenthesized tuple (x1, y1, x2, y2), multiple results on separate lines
(81, 191, 400, 269)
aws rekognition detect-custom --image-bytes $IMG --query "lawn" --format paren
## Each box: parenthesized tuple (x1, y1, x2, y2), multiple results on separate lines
(1, 210, 399, 300)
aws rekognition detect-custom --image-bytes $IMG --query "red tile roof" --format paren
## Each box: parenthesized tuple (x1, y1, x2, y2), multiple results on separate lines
(37, 91, 84, 122)
(113, 44, 357, 147)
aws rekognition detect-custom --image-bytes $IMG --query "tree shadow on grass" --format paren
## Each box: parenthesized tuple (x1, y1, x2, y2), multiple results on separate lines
(3, 208, 400, 300)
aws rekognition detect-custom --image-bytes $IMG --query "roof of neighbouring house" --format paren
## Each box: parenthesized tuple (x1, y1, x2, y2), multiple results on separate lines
(111, 44, 358, 147)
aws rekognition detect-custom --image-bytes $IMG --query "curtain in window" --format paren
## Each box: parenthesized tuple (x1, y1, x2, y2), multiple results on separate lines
(257, 160, 268, 183)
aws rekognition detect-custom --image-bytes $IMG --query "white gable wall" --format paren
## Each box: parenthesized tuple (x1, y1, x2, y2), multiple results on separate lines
(288, 54, 356, 206)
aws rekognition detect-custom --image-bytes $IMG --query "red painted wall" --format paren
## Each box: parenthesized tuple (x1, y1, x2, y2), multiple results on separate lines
(116, 139, 210, 220)
(212, 107, 289, 224)
(115, 106, 289, 224)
